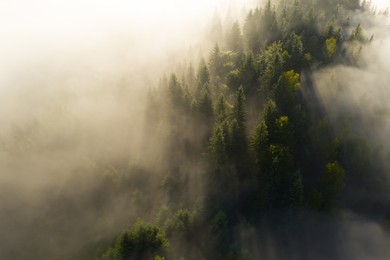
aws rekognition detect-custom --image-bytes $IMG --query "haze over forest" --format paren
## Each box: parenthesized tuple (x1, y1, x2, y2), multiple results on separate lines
(1, 0, 390, 259)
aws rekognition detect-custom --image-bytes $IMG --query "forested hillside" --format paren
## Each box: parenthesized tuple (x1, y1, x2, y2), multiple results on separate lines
(95, 1, 390, 259)
(1, 0, 390, 259)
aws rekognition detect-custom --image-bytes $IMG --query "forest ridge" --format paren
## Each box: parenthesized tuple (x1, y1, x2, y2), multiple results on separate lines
(1, 0, 389, 259)
(98, 1, 390, 259)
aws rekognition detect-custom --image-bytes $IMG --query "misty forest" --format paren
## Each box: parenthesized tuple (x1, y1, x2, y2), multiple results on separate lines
(2, 0, 390, 259)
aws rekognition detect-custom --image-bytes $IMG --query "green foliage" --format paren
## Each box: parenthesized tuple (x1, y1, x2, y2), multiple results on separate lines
(226, 21, 244, 54)
(325, 37, 337, 59)
(284, 32, 305, 70)
(243, 10, 260, 53)
(324, 23, 342, 43)
(211, 211, 228, 234)
(264, 144, 296, 208)
(172, 209, 196, 233)
(349, 24, 366, 42)
(226, 69, 241, 90)
(221, 51, 240, 75)
(262, 100, 279, 143)
(251, 120, 269, 170)
(274, 70, 300, 114)
(289, 171, 304, 207)
(243, 1, 280, 54)
(215, 94, 229, 124)
(196, 59, 210, 97)
(320, 161, 345, 208)
(168, 74, 184, 108)
(209, 44, 223, 84)
(233, 86, 247, 129)
(274, 115, 294, 147)
(262, 0, 280, 44)
(198, 85, 214, 119)
(282, 70, 300, 90)
(94, 1, 386, 259)
(103, 220, 168, 260)
(258, 41, 288, 93)
(210, 125, 229, 164)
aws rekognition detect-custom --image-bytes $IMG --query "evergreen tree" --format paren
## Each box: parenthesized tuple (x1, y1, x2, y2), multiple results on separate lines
(186, 62, 195, 91)
(274, 70, 301, 115)
(284, 32, 305, 70)
(103, 221, 168, 260)
(96, 1, 388, 259)
(196, 59, 210, 98)
(320, 161, 345, 209)
(198, 84, 214, 122)
(215, 93, 229, 124)
(226, 21, 244, 54)
(243, 9, 261, 53)
(261, 0, 280, 46)
(209, 44, 223, 85)
(258, 42, 287, 94)
(239, 54, 258, 95)
(168, 74, 183, 109)
(233, 86, 247, 129)
(262, 100, 279, 144)
(207, 125, 239, 219)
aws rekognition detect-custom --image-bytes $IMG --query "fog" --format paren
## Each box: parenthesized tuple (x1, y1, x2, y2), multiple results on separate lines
(0, 0, 256, 130)
(304, 7, 390, 259)
(313, 7, 390, 165)
(1, 0, 390, 259)
(0, 1, 258, 259)
(0, 0, 251, 176)
(371, 0, 389, 10)
(0, 0, 262, 259)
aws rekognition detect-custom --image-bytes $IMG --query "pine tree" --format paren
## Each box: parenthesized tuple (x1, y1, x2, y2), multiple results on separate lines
(239, 54, 258, 95)
(196, 59, 210, 98)
(226, 21, 244, 54)
(215, 93, 229, 124)
(233, 86, 247, 130)
(320, 161, 345, 209)
(209, 44, 223, 85)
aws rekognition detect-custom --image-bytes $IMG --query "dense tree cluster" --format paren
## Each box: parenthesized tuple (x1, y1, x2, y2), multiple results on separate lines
(98, 1, 390, 259)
